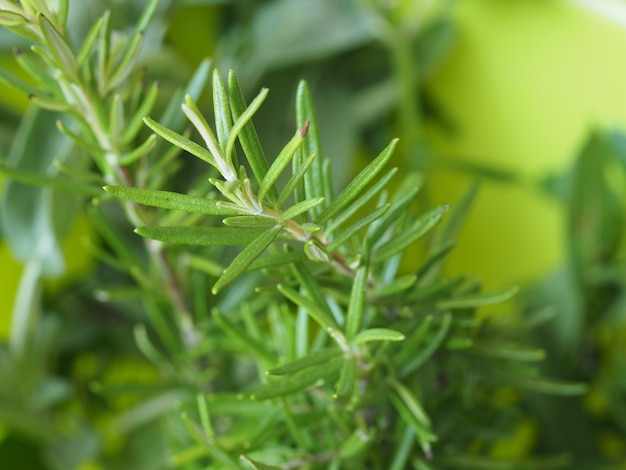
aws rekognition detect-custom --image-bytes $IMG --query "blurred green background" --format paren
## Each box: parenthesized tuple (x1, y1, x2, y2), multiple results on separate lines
(2, 0, 626, 468)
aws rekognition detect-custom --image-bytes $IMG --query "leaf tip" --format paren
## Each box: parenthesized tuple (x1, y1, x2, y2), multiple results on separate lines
(300, 119, 310, 138)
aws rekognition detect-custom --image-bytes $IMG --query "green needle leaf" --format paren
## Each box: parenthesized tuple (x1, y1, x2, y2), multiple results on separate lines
(228, 70, 272, 192)
(212, 69, 232, 153)
(107, 31, 143, 91)
(370, 275, 417, 299)
(375, 204, 449, 261)
(352, 328, 406, 345)
(212, 225, 282, 294)
(334, 358, 356, 399)
(315, 138, 398, 225)
(135, 226, 266, 246)
(269, 348, 343, 376)
(136, 0, 161, 32)
(368, 183, 421, 243)
(251, 357, 343, 400)
(346, 260, 369, 339)
(77, 14, 106, 65)
(326, 167, 397, 233)
(0, 10, 28, 27)
(122, 81, 160, 144)
(277, 284, 338, 332)
(399, 313, 452, 378)
(213, 309, 274, 362)
(389, 381, 436, 454)
(389, 380, 432, 428)
(104, 185, 240, 215)
(280, 197, 325, 222)
(279, 152, 316, 207)
(222, 215, 277, 227)
(144, 117, 217, 168)
(258, 123, 309, 203)
(296, 80, 328, 215)
(38, 13, 78, 82)
(327, 203, 389, 252)
(0, 161, 101, 197)
(226, 87, 269, 168)
(436, 286, 519, 310)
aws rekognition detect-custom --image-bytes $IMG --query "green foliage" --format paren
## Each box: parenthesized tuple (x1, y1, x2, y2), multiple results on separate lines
(0, 1, 611, 469)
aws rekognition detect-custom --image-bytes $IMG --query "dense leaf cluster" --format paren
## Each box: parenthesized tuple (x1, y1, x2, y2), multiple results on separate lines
(0, 1, 606, 469)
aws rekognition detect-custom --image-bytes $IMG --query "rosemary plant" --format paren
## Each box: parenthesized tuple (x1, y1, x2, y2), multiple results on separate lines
(0, 1, 588, 469)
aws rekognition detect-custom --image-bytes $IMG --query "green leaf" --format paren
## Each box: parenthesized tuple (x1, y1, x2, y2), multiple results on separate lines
(0, 62, 37, 95)
(334, 357, 356, 399)
(106, 30, 143, 91)
(258, 123, 308, 203)
(370, 275, 417, 299)
(38, 13, 78, 82)
(279, 152, 316, 206)
(389, 380, 431, 428)
(251, 357, 343, 400)
(222, 215, 277, 227)
(182, 94, 236, 180)
(471, 343, 546, 362)
(135, 226, 266, 246)
(226, 87, 269, 170)
(352, 328, 405, 345)
(277, 284, 338, 332)
(327, 203, 389, 252)
(240, 455, 282, 470)
(180, 413, 240, 470)
(346, 260, 369, 339)
(76, 11, 105, 65)
(0, 160, 101, 197)
(416, 240, 456, 281)
(212, 69, 232, 153)
(303, 239, 329, 263)
(326, 167, 397, 233)
(122, 81, 160, 144)
(280, 197, 325, 222)
(144, 117, 217, 168)
(432, 180, 479, 252)
(118, 133, 158, 165)
(268, 348, 342, 375)
(56, 119, 102, 155)
(493, 369, 588, 396)
(0, 10, 28, 27)
(389, 381, 436, 454)
(213, 309, 274, 362)
(28, 93, 76, 113)
(14, 47, 62, 92)
(104, 186, 239, 215)
(368, 181, 421, 243)
(375, 204, 449, 261)
(436, 286, 519, 310)
(399, 313, 452, 378)
(289, 262, 337, 326)
(136, 0, 161, 32)
(228, 70, 272, 192)
(315, 139, 398, 225)
(296, 80, 327, 215)
(340, 429, 375, 460)
(213, 225, 282, 293)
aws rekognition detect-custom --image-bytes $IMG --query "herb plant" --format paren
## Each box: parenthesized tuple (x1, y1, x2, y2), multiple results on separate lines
(0, 1, 588, 469)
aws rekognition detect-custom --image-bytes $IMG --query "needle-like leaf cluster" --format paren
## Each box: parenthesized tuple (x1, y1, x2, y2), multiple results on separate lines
(0, 1, 589, 469)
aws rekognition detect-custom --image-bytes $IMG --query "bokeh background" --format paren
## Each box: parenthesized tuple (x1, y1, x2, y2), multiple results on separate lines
(2, 0, 626, 467)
